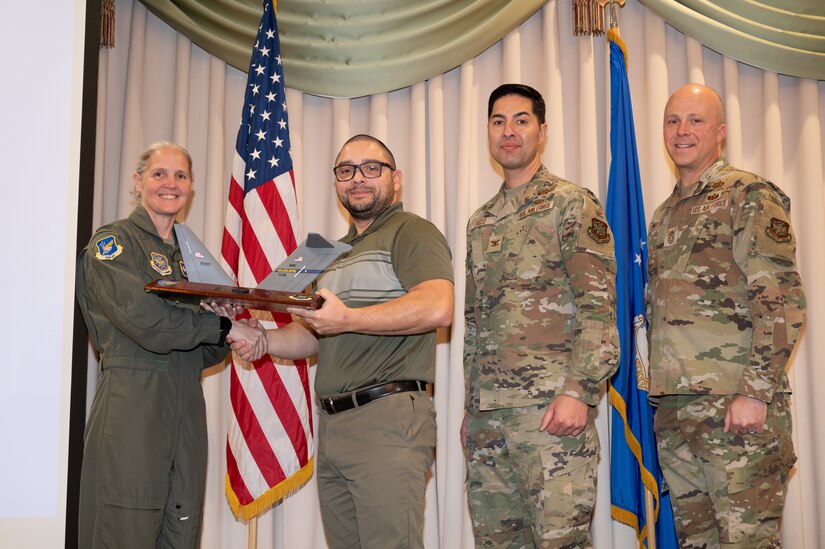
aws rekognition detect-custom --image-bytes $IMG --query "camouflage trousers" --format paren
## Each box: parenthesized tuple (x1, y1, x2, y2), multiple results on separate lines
(655, 394, 795, 549)
(465, 404, 598, 549)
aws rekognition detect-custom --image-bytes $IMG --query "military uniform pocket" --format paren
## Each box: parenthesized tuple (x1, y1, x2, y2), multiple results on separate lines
(671, 214, 707, 273)
(538, 450, 597, 532)
(722, 395, 795, 543)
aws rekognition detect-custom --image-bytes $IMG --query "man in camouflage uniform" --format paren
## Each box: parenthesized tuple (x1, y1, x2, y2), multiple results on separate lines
(462, 83, 619, 548)
(648, 83, 807, 548)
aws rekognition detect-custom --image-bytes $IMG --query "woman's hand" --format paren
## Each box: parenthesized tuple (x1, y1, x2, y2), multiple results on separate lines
(201, 301, 244, 319)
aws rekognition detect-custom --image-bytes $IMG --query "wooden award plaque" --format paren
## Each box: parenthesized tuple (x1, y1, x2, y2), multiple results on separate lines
(144, 280, 324, 313)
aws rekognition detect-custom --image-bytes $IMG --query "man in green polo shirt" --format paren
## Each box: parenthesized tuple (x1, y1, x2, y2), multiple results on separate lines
(231, 134, 454, 549)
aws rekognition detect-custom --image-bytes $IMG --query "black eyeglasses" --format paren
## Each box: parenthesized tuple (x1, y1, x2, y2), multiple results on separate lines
(333, 161, 394, 182)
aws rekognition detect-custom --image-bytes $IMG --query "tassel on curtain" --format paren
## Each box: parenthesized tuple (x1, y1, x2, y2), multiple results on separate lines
(573, 0, 625, 36)
(101, 0, 115, 48)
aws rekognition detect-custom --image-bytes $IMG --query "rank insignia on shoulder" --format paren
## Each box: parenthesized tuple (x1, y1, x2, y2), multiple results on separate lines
(712, 180, 725, 189)
(766, 217, 791, 243)
(94, 235, 123, 261)
(587, 218, 611, 244)
(151, 252, 173, 276)
(179, 260, 187, 278)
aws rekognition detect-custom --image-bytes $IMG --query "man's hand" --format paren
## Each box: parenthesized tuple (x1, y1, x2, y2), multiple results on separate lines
(724, 394, 768, 435)
(226, 317, 268, 361)
(539, 395, 589, 437)
(288, 288, 353, 336)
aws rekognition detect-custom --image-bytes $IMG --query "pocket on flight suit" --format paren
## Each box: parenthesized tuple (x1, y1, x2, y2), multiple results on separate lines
(99, 358, 173, 510)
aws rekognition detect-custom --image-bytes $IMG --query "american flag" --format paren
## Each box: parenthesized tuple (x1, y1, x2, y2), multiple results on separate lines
(221, 0, 314, 520)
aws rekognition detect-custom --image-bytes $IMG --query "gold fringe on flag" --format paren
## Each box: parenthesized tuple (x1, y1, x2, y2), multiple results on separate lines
(100, 0, 115, 49)
(226, 457, 315, 521)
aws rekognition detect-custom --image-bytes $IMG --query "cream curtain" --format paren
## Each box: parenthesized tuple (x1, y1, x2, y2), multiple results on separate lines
(92, 0, 825, 547)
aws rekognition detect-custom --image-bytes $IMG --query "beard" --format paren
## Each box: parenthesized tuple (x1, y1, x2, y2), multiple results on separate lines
(339, 184, 395, 221)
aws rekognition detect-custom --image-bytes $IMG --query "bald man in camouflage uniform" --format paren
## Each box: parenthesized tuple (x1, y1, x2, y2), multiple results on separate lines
(648, 84, 806, 548)
(462, 83, 619, 549)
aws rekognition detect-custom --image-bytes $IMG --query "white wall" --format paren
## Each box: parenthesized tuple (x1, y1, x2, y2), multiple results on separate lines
(0, 1, 85, 546)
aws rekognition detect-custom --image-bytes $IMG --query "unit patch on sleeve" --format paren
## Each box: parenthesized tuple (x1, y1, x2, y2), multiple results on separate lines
(587, 218, 611, 244)
(94, 235, 123, 261)
(150, 252, 173, 276)
(765, 217, 791, 243)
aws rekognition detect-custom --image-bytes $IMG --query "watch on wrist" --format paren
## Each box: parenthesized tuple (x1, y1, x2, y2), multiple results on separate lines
(218, 316, 232, 345)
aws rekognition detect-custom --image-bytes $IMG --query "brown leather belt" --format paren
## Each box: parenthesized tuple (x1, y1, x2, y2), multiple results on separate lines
(320, 380, 427, 415)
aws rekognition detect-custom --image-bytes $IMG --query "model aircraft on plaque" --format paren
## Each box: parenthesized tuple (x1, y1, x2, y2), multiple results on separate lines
(144, 224, 351, 312)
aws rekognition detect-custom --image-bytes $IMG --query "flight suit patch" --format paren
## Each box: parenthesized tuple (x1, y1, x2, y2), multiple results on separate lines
(765, 217, 791, 243)
(587, 218, 611, 244)
(151, 252, 172, 276)
(94, 235, 123, 261)
(179, 260, 187, 278)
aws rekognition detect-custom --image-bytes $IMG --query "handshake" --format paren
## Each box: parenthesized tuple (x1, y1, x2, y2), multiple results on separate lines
(203, 287, 346, 364)
(204, 302, 269, 362)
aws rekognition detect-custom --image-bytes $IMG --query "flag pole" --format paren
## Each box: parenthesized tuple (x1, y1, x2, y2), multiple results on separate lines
(645, 490, 657, 549)
(248, 516, 258, 549)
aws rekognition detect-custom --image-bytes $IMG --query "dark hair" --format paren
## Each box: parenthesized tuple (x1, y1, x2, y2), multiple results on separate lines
(487, 83, 546, 124)
(339, 134, 397, 169)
